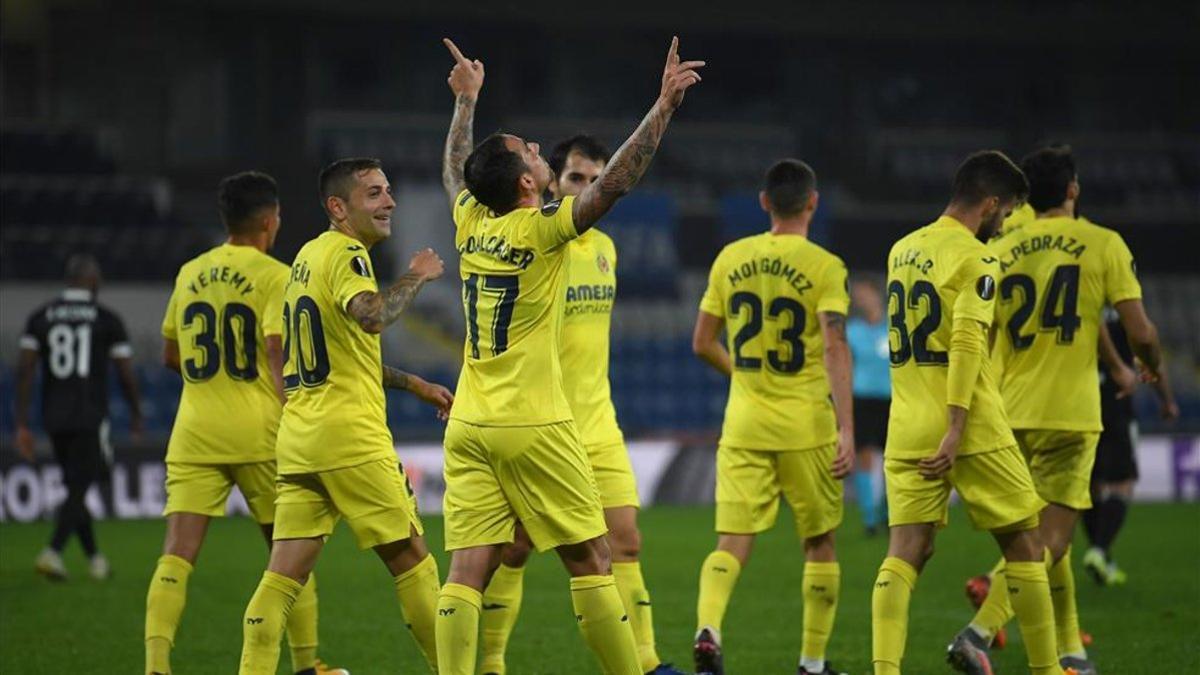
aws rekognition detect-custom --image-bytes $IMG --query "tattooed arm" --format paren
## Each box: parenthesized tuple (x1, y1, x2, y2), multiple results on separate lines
(571, 36, 704, 233)
(442, 38, 484, 208)
(383, 365, 455, 420)
(820, 311, 855, 478)
(346, 249, 445, 334)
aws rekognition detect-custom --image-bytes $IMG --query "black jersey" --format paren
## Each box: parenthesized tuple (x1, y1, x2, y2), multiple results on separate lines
(20, 289, 132, 433)
(1098, 306, 1135, 417)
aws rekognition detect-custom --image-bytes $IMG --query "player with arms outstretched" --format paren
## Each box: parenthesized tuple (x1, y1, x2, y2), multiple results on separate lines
(436, 37, 702, 675)
(474, 134, 684, 675)
(691, 159, 854, 675)
(238, 159, 453, 674)
(870, 151, 1068, 675)
(951, 145, 1168, 675)
(145, 172, 347, 675)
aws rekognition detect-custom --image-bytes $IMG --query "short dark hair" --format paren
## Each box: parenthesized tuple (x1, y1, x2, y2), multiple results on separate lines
(217, 171, 278, 234)
(464, 133, 527, 214)
(763, 159, 817, 216)
(548, 134, 610, 177)
(951, 150, 1029, 205)
(64, 253, 100, 285)
(319, 158, 383, 213)
(1021, 145, 1077, 212)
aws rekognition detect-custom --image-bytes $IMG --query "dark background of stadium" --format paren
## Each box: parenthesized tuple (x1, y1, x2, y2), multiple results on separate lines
(2, 0, 1198, 438)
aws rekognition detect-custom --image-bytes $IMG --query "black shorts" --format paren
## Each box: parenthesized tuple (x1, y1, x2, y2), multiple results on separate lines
(853, 397, 889, 450)
(1093, 413, 1138, 483)
(49, 422, 112, 484)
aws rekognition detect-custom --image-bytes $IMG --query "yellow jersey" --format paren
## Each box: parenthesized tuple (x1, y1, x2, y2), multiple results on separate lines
(450, 191, 579, 426)
(275, 230, 394, 474)
(989, 215, 1141, 431)
(1000, 201, 1036, 236)
(162, 243, 288, 464)
(885, 217, 1014, 459)
(560, 229, 623, 447)
(699, 232, 850, 451)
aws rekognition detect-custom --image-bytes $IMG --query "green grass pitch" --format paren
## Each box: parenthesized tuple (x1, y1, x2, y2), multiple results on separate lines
(2, 503, 1198, 673)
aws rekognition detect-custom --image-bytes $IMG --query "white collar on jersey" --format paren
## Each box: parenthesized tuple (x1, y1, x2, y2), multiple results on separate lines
(61, 288, 94, 302)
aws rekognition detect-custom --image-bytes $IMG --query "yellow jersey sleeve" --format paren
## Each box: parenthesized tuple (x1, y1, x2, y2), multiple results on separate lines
(328, 242, 378, 312)
(524, 196, 578, 253)
(816, 258, 850, 315)
(453, 189, 488, 242)
(952, 253, 999, 326)
(698, 250, 727, 317)
(1103, 232, 1142, 305)
(260, 263, 287, 337)
(161, 283, 179, 339)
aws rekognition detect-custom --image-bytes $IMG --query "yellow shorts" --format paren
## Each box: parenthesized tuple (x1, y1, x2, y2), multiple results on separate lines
(885, 445, 1044, 532)
(587, 440, 640, 510)
(273, 457, 423, 550)
(715, 444, 843, 539)
(164, 461, 276, 524)
(1014, 429, 1101, 510)
(443, 420, 606, 553)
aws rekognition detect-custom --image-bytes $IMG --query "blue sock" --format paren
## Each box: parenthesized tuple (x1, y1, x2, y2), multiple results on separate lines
(854, 470, 878, 528)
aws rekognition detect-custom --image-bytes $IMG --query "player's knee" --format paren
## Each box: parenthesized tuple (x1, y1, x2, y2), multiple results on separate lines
(803, 530, 836, 561)
(501, 539, 532, 568)
(609, 526, 641, 561)
(557, 536, 611, 576)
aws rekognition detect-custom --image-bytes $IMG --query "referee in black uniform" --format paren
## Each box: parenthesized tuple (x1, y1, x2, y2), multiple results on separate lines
(14, 254, 144, 581)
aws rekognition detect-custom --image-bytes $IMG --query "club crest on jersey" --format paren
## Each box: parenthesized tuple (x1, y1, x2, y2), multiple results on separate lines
(541, 199, 563, 216)
(596, 253, 610, 275)
(976, 274, 996, 300)
(350, 256, 372, 278)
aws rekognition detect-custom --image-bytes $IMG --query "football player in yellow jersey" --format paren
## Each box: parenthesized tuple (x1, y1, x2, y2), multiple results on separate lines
(870, 151, 1068, 675)
(238, 159, 454, 674)
(954, 146, 1166, 675)
(691, 159, 854, 675)
(145, 172, 345, 675)
(436, 37, 702, 675)
(474, 135, 684, 675)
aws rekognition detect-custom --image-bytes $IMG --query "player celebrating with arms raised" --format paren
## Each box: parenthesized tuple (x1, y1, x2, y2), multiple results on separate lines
(691, 159, 854, 675)
(474, 134, 684, 675)
(238, 159, 453, 674)
(871, 151, 1067, 675)
(951, 145, 1167, 675)
(437, 37, 702, 675)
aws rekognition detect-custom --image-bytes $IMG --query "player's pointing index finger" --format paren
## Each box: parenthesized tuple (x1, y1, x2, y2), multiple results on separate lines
(666, 36, 679, 65)
(443, 38, 469, 64)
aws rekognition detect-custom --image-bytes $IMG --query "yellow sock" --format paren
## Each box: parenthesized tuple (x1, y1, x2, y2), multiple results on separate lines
(240, 571, 303, 675)
(145, 554, 193, 674)
(286, 574, 319, 673)
(570, 574, 641, 675)
(479, 563, 525, 675)
(970, 557, 1014, 640)
(696, 550, 742, 635)
(871, 556, 917, 675)
(801, 561, 841, 666)
(1006, 561, 1063, 675)
(1050, 547, 1085, 658)
(436, 582, 481, 675)
(394, 554, 440, 671)
(612, 561, 661, 672)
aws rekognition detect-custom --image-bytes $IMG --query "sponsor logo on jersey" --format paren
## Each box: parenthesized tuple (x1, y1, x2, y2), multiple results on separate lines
(541, 199, 563, 216)
(596, 252, 610, 275)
